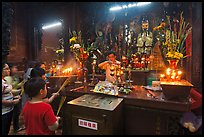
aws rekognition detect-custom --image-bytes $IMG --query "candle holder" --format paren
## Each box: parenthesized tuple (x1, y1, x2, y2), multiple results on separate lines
(120, 66, 125, 86)
(131, 53, 150, 70)
(75, 67, 83, 84)
(122, 55, 128, 68)
(109, 63, 124, 87)
(110, 64, 115, 76)
(89, 58, 97, 86)
(125, 64, 133, 89)
(82, 67, 88, 85)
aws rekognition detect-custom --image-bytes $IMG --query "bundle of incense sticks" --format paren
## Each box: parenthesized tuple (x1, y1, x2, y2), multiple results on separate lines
(56, 78, 70, 116)
(56, 78, 70, 93)
(19, 80, 26, 96)
(56, 96, 67, 116)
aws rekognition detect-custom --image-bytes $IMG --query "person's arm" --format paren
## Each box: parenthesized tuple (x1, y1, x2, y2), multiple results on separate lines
(190, 88, 202, 110)
(13, 80, 25, 89)
(2, 100, 14, 106)
(48, 116, 60, 131)
(2, 98, 20, 106)
(45, 92, 59, 104)
(98, 61, 110, 70)
(11, 89, 21, 96)
(42, 98, 49, 103)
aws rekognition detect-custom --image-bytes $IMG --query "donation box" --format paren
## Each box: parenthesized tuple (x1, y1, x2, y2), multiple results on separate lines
(63, 94, 124, 135)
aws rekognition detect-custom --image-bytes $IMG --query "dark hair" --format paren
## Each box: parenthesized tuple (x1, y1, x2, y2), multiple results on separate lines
(41, 62, 45, 65)
(34, 61, 45, 68)
(105, 51, 116, 57)
(30, 67, 45, 78)
(7, 63, 12, 68)
(24, 77, 46, 98)
(9, 64, 18, 76)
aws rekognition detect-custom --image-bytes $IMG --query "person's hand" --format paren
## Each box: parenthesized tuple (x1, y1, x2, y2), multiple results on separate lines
(56, 116, 61, 122)
(107, 60, 113, 64)
(52, 92, 60, 98)
(14, 95, 21, 100)
(13, 98, 20, 105)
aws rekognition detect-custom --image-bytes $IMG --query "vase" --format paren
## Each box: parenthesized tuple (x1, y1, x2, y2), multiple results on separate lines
(75, 61, 84, 84)
(77, 60, 88, 84)
(167, 59, 179, 69)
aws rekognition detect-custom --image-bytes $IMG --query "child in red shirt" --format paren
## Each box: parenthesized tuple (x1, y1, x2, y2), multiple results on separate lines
(22, 77, 60, 135)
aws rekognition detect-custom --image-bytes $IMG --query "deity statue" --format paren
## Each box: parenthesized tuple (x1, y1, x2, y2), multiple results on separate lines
(136, 20, 153, 55)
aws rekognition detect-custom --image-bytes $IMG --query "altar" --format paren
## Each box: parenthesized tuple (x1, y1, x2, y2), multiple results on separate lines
(48, 83, 191, 135)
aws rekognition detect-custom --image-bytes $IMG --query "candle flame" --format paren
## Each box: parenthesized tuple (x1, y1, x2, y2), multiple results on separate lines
(178, 70, 182, 75)
(160, 74, 165, 78)
(172, 72, 176, 76)
(110, 65, 115, 71)
(171, 75, 175, 79)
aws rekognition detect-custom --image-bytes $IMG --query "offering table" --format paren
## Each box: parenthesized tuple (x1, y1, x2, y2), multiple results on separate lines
(48, 84, 190, 135)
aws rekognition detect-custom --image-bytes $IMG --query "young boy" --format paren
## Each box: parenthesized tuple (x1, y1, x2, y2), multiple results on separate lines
(98, 51, 121, 83)
(30, 67, 59, 104)
(22, 77, 60, 135)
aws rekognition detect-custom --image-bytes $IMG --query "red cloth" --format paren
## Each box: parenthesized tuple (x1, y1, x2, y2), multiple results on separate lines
(190, 88, 202, 110)
(22, 101, 57, 135)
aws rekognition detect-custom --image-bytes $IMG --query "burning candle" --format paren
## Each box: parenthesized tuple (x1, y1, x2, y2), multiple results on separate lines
(92, 60, 96, 65)
(172, 71, 176, 76)
(110, 65, 115, 71)
(160, 74, 165, 78)
(160, 73, 165, 81)
(171, 75, 175, 79)
(116, 72, 121, 77)
(121, 67, 125, 70)
(178, 70, 182, 75)
(166, 68, 171, 75)
(110, 71, 115, 76)
(163, 67, 183, 82)
(122, 56, 126, 61)
(62, 67, 73, 76)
